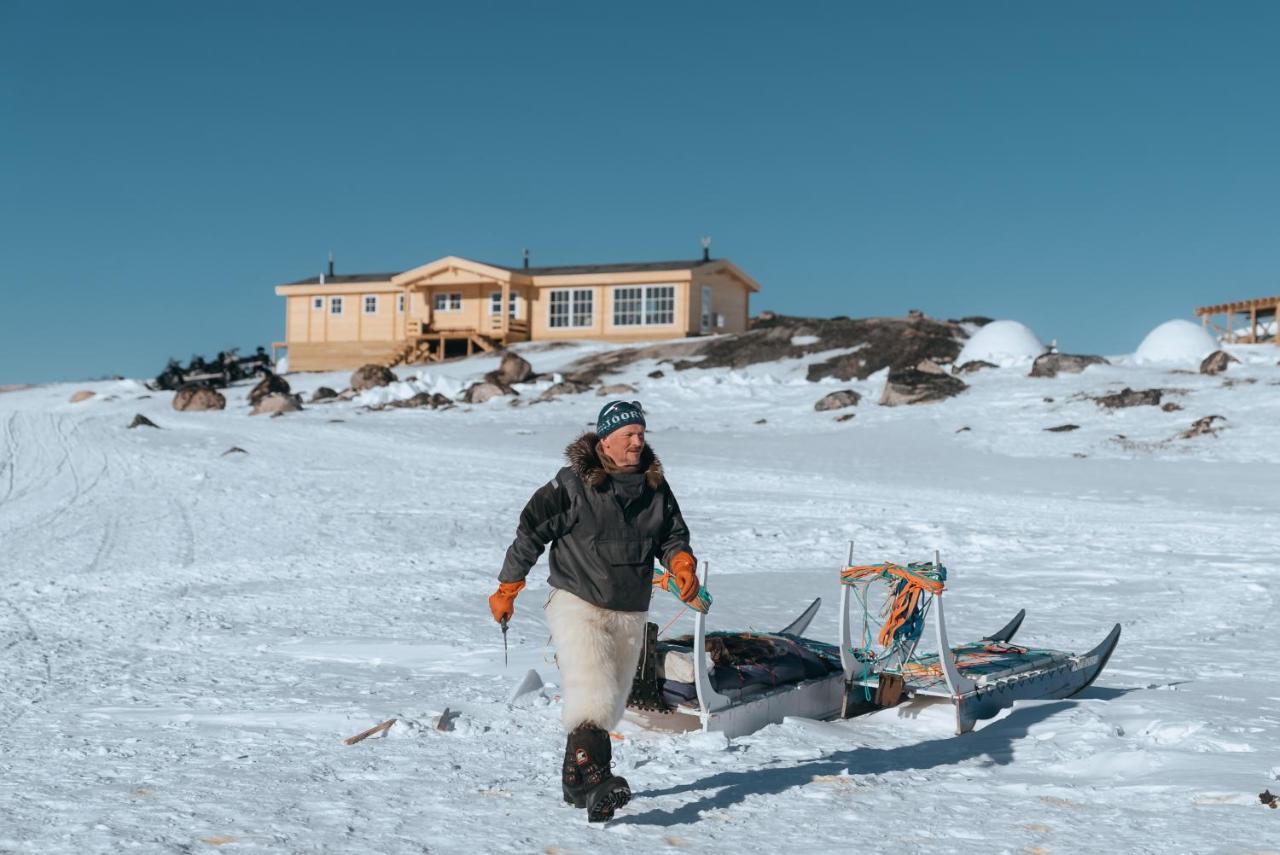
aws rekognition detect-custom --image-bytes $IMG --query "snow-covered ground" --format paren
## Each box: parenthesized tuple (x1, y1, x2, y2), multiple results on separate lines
(2, 339, 1279, 853)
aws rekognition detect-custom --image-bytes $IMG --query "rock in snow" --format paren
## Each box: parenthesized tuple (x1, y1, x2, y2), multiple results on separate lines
(1199, 350, 1239, 376)
(488, 351, 534, 386)
(251, 392, 303, 416)
(310, 386, 339, 402)
(463, 382, 512, 404)
(248, 371, 291, 406)
(69, 390, 95, 403)
(879, 368, 967, 406)
(1030, 353, 1110, 378)
(351, 364, 398, 392)
(172, 385, 226, 412)
(814, 389, 861, 411)
(1095, 387, 1163, 409)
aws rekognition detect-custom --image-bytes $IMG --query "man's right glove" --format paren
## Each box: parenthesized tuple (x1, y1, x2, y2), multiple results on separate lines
(667, 552, 700, 603)
(488, 580, 525, 623)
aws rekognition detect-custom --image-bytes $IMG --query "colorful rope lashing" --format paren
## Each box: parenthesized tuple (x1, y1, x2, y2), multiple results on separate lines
(841, 561, 946, 648)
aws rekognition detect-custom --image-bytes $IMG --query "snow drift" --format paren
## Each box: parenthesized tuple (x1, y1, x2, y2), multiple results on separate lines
(1133, 319, 1218, 365)
(955, 320, 1045, 367)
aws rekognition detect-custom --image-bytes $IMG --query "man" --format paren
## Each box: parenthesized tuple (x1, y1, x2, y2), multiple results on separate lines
(488, 400, 700, 822)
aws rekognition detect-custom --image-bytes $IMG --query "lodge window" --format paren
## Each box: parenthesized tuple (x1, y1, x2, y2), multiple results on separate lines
(313, 297, 323, 310)
(330, 297, 344, 315)
(613, 287, 643, 326)
(549, 289, 593, 328)
(490, 291, 518, 318)
(363, 295, 378, 314)
(612, 284, 675, 326)
(397, 294, 405, 312)
(433, 292, 462, 312)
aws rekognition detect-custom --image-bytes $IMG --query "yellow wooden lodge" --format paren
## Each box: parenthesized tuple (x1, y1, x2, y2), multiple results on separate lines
(273, 251, 761, 372)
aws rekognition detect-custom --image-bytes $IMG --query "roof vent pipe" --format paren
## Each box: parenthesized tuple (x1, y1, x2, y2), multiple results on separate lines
(701, 236, 711, 262)
(523, 248, 530, 269)
(328, 251, 335, 277)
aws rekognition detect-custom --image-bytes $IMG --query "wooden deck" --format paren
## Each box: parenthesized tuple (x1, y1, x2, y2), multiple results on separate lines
(386, 319, 531, 367)
(1195, 295, 1280, 344)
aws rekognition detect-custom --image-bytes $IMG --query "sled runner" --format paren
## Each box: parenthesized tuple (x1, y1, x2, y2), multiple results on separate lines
(626, 552, 1121, 738)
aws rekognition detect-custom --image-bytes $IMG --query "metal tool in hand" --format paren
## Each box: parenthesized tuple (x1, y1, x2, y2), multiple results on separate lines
(501, 617, 509, 667)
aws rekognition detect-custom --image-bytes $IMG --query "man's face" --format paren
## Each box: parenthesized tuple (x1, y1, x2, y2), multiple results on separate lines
(600, 424, 646, 467)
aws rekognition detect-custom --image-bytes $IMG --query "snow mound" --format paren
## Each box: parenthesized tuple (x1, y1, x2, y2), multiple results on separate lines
(955, 320, 1045, 367)
(1134, 320, 1218, 365)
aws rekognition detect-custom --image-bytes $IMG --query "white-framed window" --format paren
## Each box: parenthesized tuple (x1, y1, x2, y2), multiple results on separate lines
(433, 292, 462, 312)
(397, 294, 405, 312)
(312, 296, 323, 311)
(612, 284, 676, 326)
(363, 295, 378, 314)
(613, 287, 644, 326)
(548, 289, 593, 328)
(489, 291, 519, 318)
(644, 285, 675, 325)
(329, 296, 344, 315)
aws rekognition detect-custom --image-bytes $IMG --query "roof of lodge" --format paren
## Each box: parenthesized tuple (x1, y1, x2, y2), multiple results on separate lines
(482, 259, 715, 276)
(1195, 295, 1280, 315)
(284, 259, 716, 286)
(284, 272, 401, 286)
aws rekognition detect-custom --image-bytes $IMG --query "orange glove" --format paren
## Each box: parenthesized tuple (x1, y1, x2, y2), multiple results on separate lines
(668, 552, 699, 603)
(488, 580, 525, 623)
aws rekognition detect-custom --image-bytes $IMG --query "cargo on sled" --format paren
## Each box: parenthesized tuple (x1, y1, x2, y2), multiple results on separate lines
(626, 551, 1121, 738)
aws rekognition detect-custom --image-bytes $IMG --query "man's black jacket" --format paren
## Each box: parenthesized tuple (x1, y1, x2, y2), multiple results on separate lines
(499, 433, 693, 612)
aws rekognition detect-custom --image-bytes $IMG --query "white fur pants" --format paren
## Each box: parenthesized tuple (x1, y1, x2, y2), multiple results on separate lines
(545, 588, 647, 733)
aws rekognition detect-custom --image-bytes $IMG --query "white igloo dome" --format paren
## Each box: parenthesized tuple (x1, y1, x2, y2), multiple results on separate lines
(956, 320, 1046, 367)
(1133, 320, 1218, 365)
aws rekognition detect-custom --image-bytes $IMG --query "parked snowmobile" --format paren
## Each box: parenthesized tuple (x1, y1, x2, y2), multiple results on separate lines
(147, 347, 273, 391)
(626, 552, 1120, 738)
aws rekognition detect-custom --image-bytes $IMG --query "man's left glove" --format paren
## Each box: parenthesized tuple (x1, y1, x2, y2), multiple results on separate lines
(665, 552, 700, 603)
(488, 580, 526, 623)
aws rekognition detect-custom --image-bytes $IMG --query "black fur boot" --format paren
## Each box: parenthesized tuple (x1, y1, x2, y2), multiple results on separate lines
(563, 724, 631, 822)
(561, 733, 586, 808)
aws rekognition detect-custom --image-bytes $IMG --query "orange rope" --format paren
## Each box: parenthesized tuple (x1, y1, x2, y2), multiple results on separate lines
(842, 563, 945, 648)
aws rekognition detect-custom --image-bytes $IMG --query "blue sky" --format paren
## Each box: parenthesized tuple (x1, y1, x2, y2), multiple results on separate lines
(3, 2, 1278, 384)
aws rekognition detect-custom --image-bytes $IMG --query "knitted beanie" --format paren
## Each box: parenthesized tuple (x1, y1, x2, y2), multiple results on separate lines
(596, 400, 646, 439)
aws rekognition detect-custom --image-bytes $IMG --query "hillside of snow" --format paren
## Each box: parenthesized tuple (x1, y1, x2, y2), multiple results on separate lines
(2, 335, 1279, 853)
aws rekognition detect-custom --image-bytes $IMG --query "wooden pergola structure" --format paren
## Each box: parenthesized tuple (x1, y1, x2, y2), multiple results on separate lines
(1195, 295, 1280, 345)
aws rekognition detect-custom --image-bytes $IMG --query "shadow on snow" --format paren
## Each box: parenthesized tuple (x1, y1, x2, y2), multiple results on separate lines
(618, 700, 1077, 828)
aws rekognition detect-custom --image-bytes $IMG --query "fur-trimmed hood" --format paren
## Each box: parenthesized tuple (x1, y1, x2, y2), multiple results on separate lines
(565, 432, 664, 491)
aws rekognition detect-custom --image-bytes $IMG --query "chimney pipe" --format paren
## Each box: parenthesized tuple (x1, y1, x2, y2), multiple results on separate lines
(327, 251, 335, 277)
(522, 248, 530, 270)
(700, 236, 712, 262)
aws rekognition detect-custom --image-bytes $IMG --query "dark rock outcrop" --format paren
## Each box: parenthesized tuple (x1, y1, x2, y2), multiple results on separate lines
(1199, 350, 1239, 376)
(173, 385, 226, 412)
(310, 386, 339, 403)
(463, 382, 514, 404)
(486, 351, 534, 386)
(1044, 423, 1079, 432)
(954, 360, 998, 375)
(351, 364, 398, 392)
(1030, 353, 1109, 378)
(539, 379, 593, 401)
(248, 371, 291, 407)
(879, 369, 968, 407)
(1095, 387, 1162, 409)
(251, 393, 303, 416)
(127, 414, 159, 429)
(1181, 414, 1226, 438)
(387, 392, 453, 409)
(814, 389, 861, 412)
